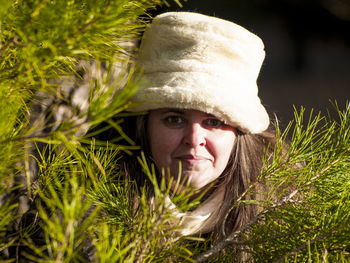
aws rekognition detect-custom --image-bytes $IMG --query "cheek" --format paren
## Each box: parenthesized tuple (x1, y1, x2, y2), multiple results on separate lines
(148, 125, 181, 168)
(210, 130, 236, 167)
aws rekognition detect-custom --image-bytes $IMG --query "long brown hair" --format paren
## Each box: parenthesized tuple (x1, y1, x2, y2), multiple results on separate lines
(121, 113, 276, 239)
(214, 130, 276, 238)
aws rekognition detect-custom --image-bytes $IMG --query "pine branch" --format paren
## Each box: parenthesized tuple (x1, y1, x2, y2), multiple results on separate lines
(195, 159, 338, 262)
(273, 222, 348, 263)
(196, 103, 350, 262)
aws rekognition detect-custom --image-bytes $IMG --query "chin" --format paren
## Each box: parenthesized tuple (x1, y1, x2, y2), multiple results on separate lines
(170, 170, 215, 190)
(187, 177, 209, 190)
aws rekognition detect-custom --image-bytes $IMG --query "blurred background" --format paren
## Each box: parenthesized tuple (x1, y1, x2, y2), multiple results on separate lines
(153, 0, 350, 128)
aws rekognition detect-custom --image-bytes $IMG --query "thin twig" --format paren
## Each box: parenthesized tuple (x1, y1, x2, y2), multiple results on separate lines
(195, 159, 340, 262)
(135, 200, 167, 263)
(273, 223, 347, 263)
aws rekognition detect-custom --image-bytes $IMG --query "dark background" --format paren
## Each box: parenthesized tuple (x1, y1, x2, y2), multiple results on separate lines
(153, 0, 350, 128)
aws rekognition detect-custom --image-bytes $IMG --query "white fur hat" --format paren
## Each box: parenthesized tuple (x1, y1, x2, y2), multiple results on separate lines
(129, 12, 269, 133)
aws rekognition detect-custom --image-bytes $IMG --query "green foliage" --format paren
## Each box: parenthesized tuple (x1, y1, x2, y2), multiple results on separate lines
(250, 103, 350, 262)
(0, 0, 349, 262)
(195, 103, 350, 262)
(0, 0, 189, 261)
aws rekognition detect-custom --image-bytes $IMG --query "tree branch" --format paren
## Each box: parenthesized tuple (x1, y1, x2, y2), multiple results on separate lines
(195, 159, 340, 262)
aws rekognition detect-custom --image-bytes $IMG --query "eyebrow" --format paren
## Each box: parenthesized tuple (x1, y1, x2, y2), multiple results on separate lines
(158, 109, 216, 118)
(158, 109, 185, 115)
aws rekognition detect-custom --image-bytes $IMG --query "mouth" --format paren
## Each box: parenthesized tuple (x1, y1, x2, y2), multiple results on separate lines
(174, 155, 210, 166)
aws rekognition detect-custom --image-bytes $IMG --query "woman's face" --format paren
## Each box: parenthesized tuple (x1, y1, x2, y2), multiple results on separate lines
(147, 109, 237, 189)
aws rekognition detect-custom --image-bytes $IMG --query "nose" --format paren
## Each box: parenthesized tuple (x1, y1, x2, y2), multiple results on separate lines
(183, 123, 206, 147)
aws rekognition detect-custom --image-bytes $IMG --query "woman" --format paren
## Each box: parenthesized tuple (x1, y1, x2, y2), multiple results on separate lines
(123, 12, 276, 239)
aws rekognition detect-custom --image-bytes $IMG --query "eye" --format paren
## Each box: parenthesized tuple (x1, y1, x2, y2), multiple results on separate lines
(163, 115, 186, 127)
(203, 118, 224, 128)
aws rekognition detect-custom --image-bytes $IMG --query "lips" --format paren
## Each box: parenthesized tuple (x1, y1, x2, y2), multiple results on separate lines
(174, 154, 211, 165)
